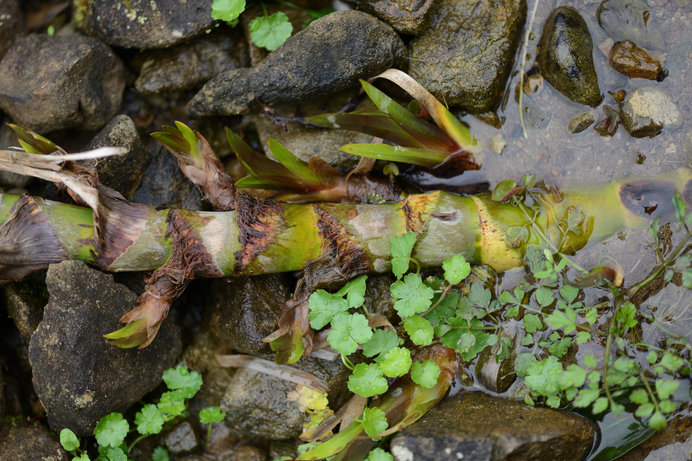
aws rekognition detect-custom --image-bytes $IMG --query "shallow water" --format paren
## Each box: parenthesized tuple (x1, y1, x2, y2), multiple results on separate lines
(428, 0, 691, 458)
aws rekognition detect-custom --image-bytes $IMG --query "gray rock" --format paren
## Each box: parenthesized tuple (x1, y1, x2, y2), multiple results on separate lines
(0, 0, 23, 60)
(0, 122, 30, 189)
(0, 34, 126, 133)
(134, 28, 249, 94)
(221, 355, 351, 439)
(255, 115, 369, 171)
(409, 0, 526, 114)
(620, 87, 682, 138)
(538, 7, 602, 107)
(0, 425, 68, 461)
(208, 275, 291, 355)
(81, 0, 215, 49)
(28, 261, 182, 435)
(3, 280, 47, 338)
(86, 115, 151, 200)
(568, 112, 596, 134)
(390, 392, 595, 461)
(597, 0, 664, 50)
(188, 10, 407, 117)
(342, 0, 435, 35)
(0, 368, 4, 421)
(132, 145, 204, 210)
(163, 421, 199, 455)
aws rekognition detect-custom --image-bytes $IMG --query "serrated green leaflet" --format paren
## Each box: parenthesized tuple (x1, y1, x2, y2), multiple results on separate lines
(391, 273, 434, 317)
(249, 12, 293, 51)
(378, 346, 412, 378)
(442, 254, 470, 285)
(361, 407, 388, 438)
(362, 329, 401, 358)
(328, 313, 373, 355)
(199, 406, 226, 424)
(308, 290, 349, 329)
(211, 0, 246, 22)
(390, 232, 417, 278)
(404, 316, 433, 346)
(348, 363, 388, 397)
(411, 360, 440, 388)
(135, 404, 164, 435)
(94, 413, 129, 448)
(162, 365, 202, 399)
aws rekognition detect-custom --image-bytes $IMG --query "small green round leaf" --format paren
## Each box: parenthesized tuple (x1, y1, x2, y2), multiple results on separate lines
(59, 428, 80, 452)
(378, 347, 412, 378)
(411, 360, 440, 388)
(199, 406, 226, 424)
(93, 413, 129, 448)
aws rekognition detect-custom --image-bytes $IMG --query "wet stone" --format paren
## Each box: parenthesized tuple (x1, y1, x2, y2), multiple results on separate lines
(619, 86, 682, 138)
(597, 0, 664, 50)
(568, 112, 596, 134)
(28, 261, 182, 436)
(132, 145, 204, 210)
(390, 392, 595, 461)
(188, 10, 407, 117)
(0, 34, 126, 133)
(207, 274, 291, 355)
(221, 355, 351, 439)
(163, 420, 199, 455)
(342, 0, 435, 35)
(81, 0, 215, 49)
(409, 0, 526, 114)
(538, 7, 602, 107)
(255, 115, 369, 172)
(609, 40, 663, 80)
(134, 28, 249, 94)
(3, 279, 47, 339)
(0, 0, 23, 61)
(0, 425, 68, 461)
(0, 368, 4, 421)
(85, 115, 151, 200)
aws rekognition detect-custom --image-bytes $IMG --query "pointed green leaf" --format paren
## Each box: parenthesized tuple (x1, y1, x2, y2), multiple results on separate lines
(361, 80, 457, 152)
(268, 139, 323, 186)
(341, 143, 448, 168)
(307, 111, 425, 148)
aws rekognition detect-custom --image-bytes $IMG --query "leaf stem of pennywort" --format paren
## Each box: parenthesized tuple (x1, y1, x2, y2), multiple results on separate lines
(639, 370, 661, 414)
(128, 433, 148, 453)
(626, 230, 691, 298)
(420, 284, 451, 316)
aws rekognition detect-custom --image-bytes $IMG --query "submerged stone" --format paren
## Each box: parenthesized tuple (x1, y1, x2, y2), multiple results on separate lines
(409, 0, 527, 114)
(609, 40, 663, 80)
(619, 86, 681, 138)
(0, 34, 126, 133)
(568, 112, 596, 134)
(342, 0, 435, 35)
(597, 0, 664, 50)
(538, 7, 602, 107)
(390, 392, 595, 461)
(187, 11, 406, 116)
(81, 0, 215, 49)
